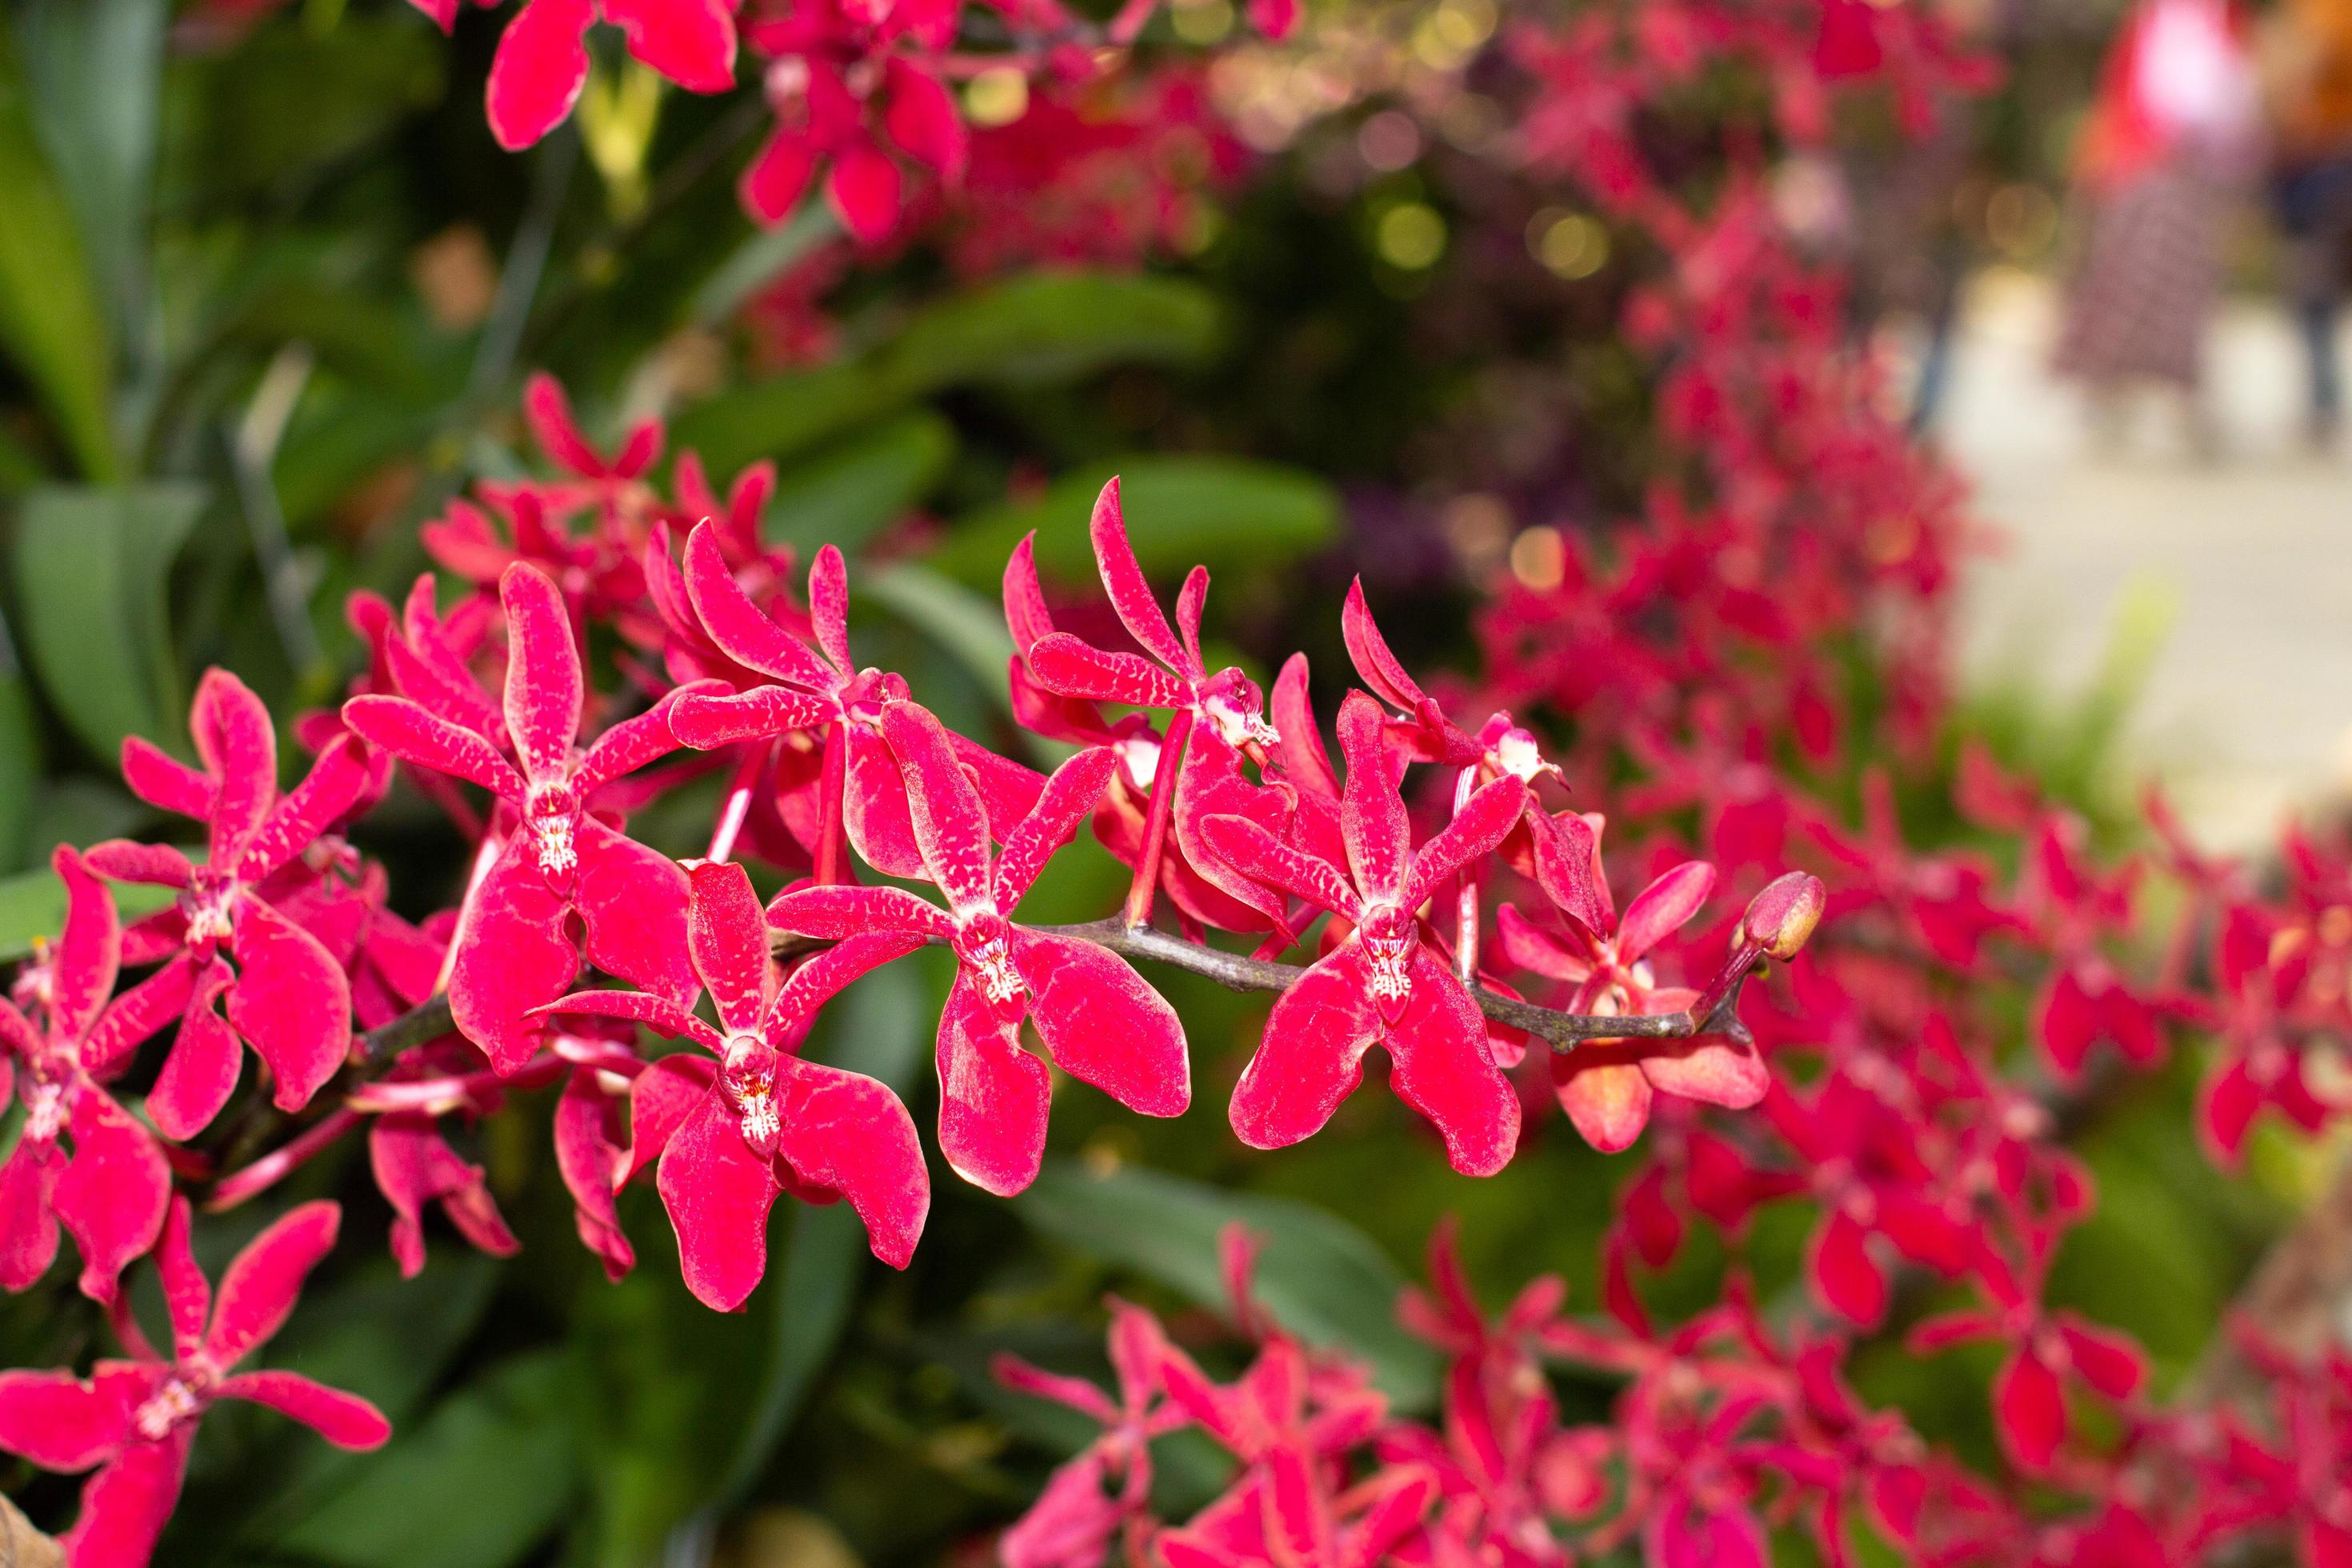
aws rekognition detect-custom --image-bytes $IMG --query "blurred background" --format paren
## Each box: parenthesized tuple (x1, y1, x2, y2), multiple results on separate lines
(1, 0, 2350, 1562)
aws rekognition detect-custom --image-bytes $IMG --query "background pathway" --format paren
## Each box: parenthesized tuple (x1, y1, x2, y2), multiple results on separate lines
(1941, 268, 2352, 851)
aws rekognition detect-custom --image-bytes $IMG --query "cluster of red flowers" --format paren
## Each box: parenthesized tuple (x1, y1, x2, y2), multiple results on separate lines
(0, 374, 1829, 1563)
(390, 0, 1274, 247)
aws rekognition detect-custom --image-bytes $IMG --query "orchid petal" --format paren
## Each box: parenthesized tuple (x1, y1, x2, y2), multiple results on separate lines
(1386, 948, 1519, 1176)
(935, 970, 1050, 1197)
(1399, 775, 1528, 913)
(206, 1199, 341, 1369)
(1230, 946, 1380, 1151)
(995, 748, 1118, 914)
(218, 1370, 391, 1449)
(1010, 930, 1188, 1117)
(682, 522, 834, 690)
(658, 1090, 782, 1311)
(773, 1055, 929, 1267)
(341, 695, 526, 799)
(1338, 693, 1410, 902)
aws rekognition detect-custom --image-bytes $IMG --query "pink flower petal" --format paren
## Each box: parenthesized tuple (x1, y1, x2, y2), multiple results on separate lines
(1615, 860, 1716, 964)
(0, 1137, 62, 1292)
(1230, 946, 1380, 1152)
(0, 1362, 146, 1470)
(190, 667, 278, 866)
(1269, 654, 1338, 798)
(59, 1427, 193, 1568)
(878, 702, 997, 911)
(1554, 1057, 1653, 1153)
(841, 718, 930, 880)
(1337, 694, 1410, 901)
(668, 686, 832, 749)
(120, 736, 214, 822)
(498, 562, 585, 783)
(935, 971, 1050, 1197)
(150, 962, 241, 1143)
(555, 1068, 634, 1280)
(1197, 813, 1358, 921)
(237, 734, 371, 882)
(82, 839, 195, 892)
(773, 1055, 929, 1267)
(206, 1200, 341, 1370)
(486, 0, 594, 150)
(1084, 478, 1190, 677)
(1398, 775, 1527, 913)
(623, 1053, 718, 1186)
(1026, 633, 1190, 710)
(217, 1370, 391, 1450)
(1809, 1208, 1887, 1328)
(658, 1089, 782, 1311)
(227, 898, 351, 1113)
(54, 1089, 170, 1303)
(576, 700, 691, 794)
(154, 1200, 210, 1360)
(765, 930, 928, 1037)
(340, 695, 526, 799)
(1010, 929, 1189, 1118)
(534, 986, 717, 1050)
(766, 882, 953, 942)
(2057, 1316, 2146, 1401)
(1385, 948, 1519, 1175)
(370, 1114, 518, 1278)
(520, 373, 606, 476)
(82, 958, 197, 1079)
(449, 846, 578, 1081)
(1525, 809, 1609, 934)
(1638, 1035, 1770, 1110)
(1992, 1349, 2066, 1474)
(49, 846, 122, 1043)
(687, 861, 770, 1034)
(602, 0, 737, 92)
(994, 748, 1118, 914)
(681, 522, 835, 690)
(572, 817, 697, 1007)
(827, 142, 904, 244)
(1340, 579, 1430, 714)
(740, 126, 817, 225)
(806, 545, 854, 674)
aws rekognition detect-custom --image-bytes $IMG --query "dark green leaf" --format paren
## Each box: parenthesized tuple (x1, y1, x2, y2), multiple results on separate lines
(264, 1351, 580, 1568)
(17, 0, 162, 358)
(0, 614, 38, 872)
(1016, 1163, 1442, 1408)
(862, 562, 1015, 714)
(0, 24, 116, 478)
(767, 414, 956, 558)
(13, 483, 205, 759)
(928, 458, 1338, 587)
(672, 273, 1221, 474)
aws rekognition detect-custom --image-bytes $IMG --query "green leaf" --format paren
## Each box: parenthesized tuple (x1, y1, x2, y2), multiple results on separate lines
(1015, 1163, 1442, 1409)
(694, 202, 837, 327)
(218, 1254, 505, 1559)
(0, 614, 38, 872)
(13, 483, 205, 759)
(0, 865, 174, 962)
(862, 562, 1015, 714)
(767, 414, 956, 558)
(928, 458, 1338, 587)
(16, 0, 162, 355)
(0, 23, 116, 478)
(672, 272, 1221, 474)
(265, 1351, 580, 1568)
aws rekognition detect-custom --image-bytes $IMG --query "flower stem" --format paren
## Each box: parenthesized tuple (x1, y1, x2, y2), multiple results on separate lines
(1123, 710, 1194, 931)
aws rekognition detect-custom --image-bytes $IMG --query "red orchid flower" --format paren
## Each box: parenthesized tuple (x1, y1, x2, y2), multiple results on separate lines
(1494, 859, 1774, 1153)
(343, 561, 698, 1072)
(665, 522, 1042, 880)
(83, 670, 370, 1137)
(0, 1199, 388, 1568)
(740, 39, 968, 245)
(1003, 533, 1277, 938)
(0, 848, 183, 1302)
(540, 860, 930, 1310)
(994, 1301, 1191, 1568)
(407, 0, 739, 151)
(1198, 691, 1528, 1175)
(770, 702, 1189, 1197)
(1019, 478, 1302, 937)
(1910, 1278, 2146, 1476)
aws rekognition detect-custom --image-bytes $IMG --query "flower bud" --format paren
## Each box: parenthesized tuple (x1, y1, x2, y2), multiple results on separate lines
(1742, 872, 1825, 961)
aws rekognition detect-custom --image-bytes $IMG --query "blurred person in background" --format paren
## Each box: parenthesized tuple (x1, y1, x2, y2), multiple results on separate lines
(2260, 0, 2352, 447)
(2054, 0, 2261, 454)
